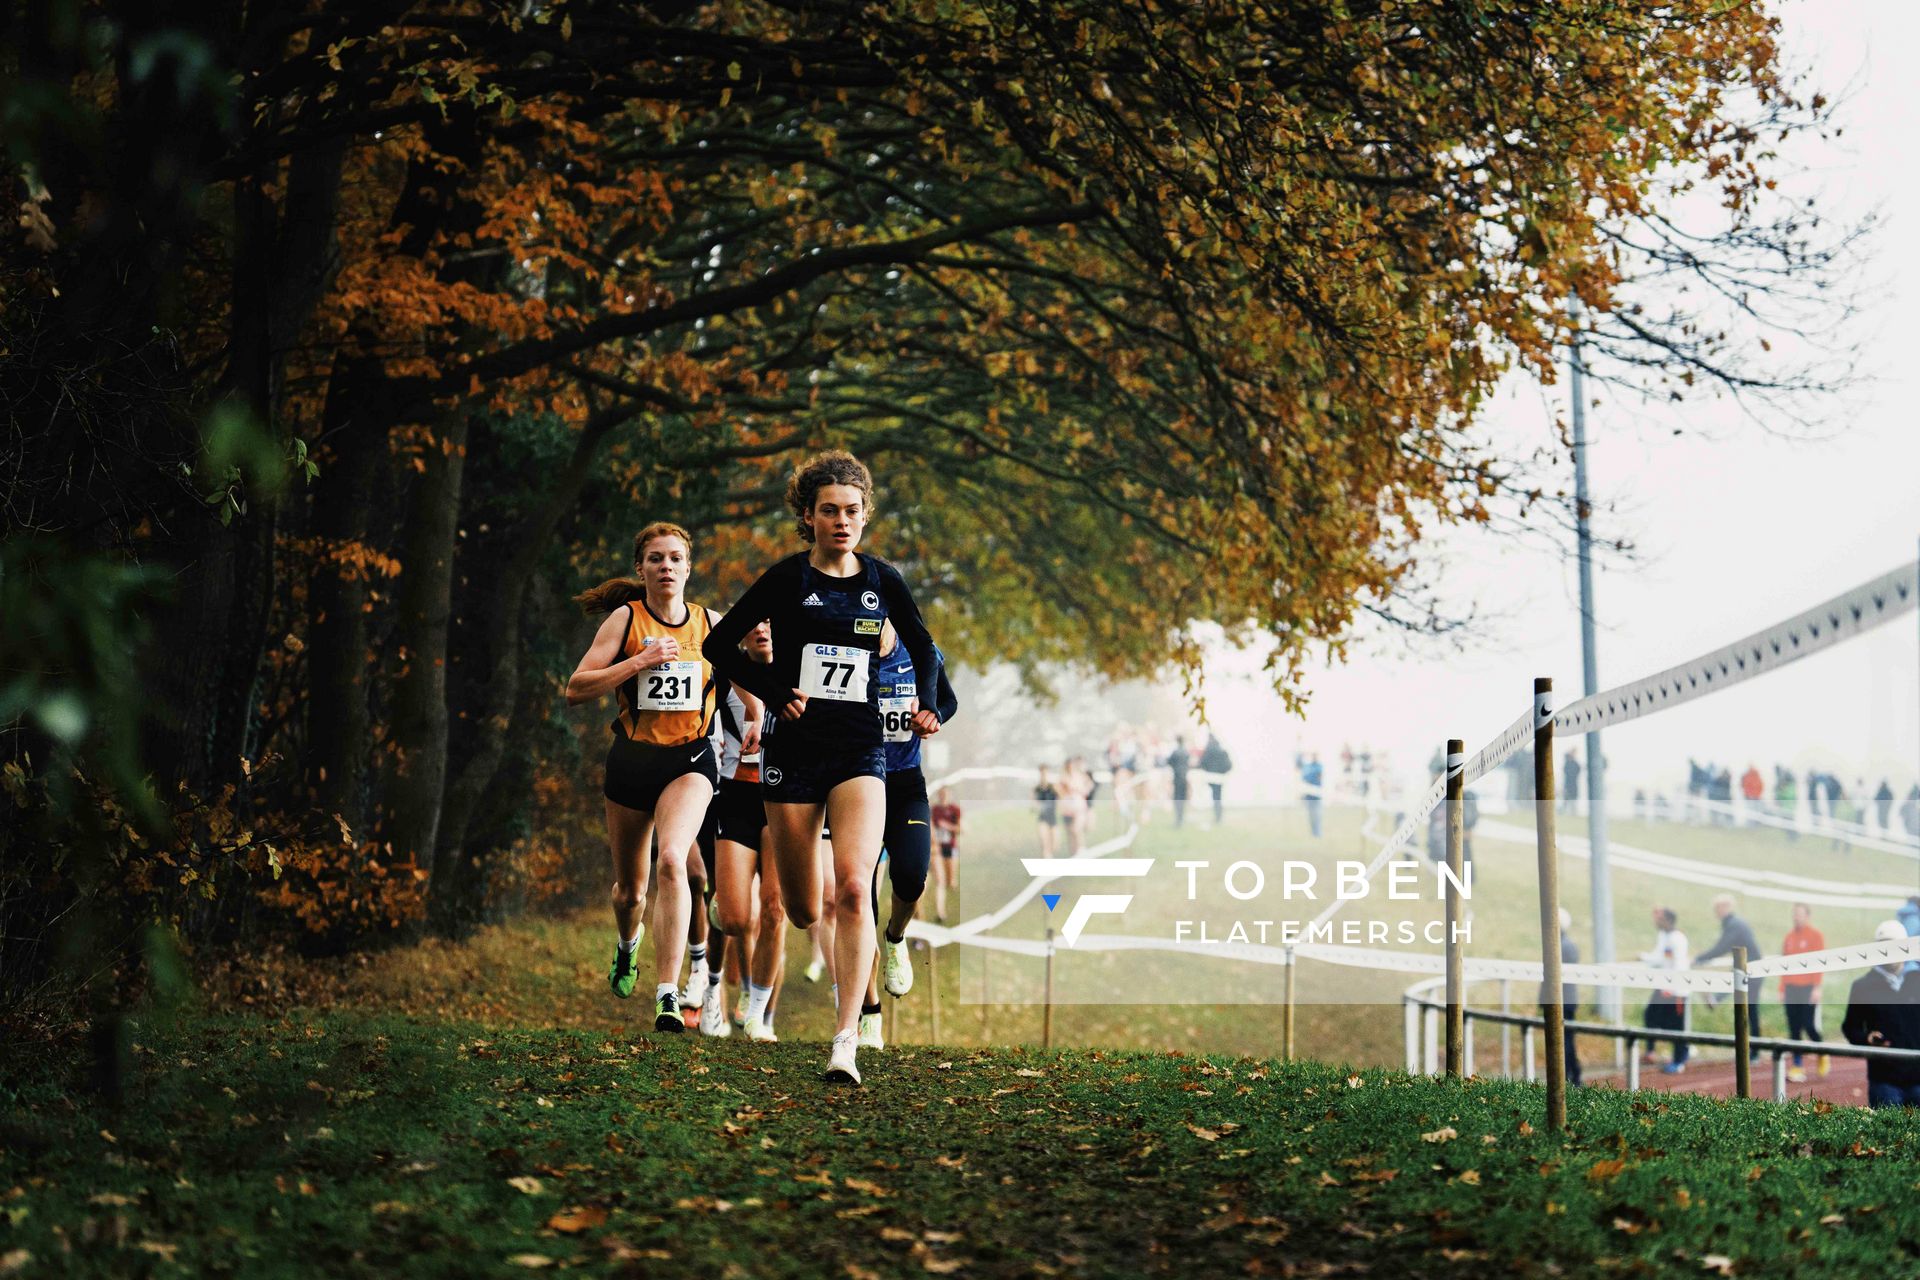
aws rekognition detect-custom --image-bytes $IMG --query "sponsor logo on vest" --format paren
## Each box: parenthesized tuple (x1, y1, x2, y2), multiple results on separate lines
(765, 767, 784, 787)
(861, 590, 880, 610)
(802, 593, 825, 606)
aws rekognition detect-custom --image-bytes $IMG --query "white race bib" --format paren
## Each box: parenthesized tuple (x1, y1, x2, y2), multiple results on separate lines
(881, 694, 917, 743)
(635, 660, 702, 711)
(799, 643, 869, 703)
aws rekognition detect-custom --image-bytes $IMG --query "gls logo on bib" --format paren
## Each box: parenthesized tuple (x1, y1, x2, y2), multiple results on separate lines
(861, 590, 880, 610)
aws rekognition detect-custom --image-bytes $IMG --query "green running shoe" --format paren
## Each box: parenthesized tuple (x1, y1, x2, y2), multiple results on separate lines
(608, 942, 640, 1000)
(654, 990, 685, 1033)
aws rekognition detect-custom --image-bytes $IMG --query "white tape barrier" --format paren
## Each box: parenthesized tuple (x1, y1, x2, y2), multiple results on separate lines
(1671, 794, 1920, 861)
(1476, 821, 1914, 910)
(1557, 561, 1919, 738)
(1747, 936, 1920, 979)
(1304, 772, 1450, 931)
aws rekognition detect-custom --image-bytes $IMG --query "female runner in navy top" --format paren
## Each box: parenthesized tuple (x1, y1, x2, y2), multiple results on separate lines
(703, 450, 943, 1084)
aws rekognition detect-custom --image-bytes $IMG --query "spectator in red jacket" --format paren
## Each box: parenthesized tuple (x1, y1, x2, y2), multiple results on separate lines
(1780, 902, 1827, 1082)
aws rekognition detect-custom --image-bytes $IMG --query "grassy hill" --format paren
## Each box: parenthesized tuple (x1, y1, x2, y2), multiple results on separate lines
(4, 1008, 1918, 1277)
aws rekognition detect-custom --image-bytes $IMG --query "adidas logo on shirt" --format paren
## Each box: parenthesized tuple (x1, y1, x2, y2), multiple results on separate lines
(802, 593, 825, 606)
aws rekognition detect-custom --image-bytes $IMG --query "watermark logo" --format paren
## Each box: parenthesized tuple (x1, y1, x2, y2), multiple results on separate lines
(1021, 858, 1154, 945)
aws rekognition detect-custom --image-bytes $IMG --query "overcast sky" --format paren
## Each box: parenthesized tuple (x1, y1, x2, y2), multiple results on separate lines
(1188, 1, 1920, 806)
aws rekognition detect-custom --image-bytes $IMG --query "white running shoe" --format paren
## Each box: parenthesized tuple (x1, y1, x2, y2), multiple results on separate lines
(882, 937, 914, 997)
(747, 1019, 778, 1043)
(858, 1012, 884, 1050)
(699, 981, 731, 1037)
(804, 958, 826, 984)
(824, 1032, 861, 1084)
(682, 965, 710, 1013)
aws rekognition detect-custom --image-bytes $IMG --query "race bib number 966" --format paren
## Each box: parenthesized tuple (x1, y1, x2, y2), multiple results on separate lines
(881, 694, 917, 743)
(635, 660, 702, 711)
(799, 643, 869, 703)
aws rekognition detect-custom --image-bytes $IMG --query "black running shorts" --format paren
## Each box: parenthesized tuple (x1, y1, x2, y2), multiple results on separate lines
(715, 777, 766, 851)
(604, 735, 718, 813)
(762, 737, 886, 805)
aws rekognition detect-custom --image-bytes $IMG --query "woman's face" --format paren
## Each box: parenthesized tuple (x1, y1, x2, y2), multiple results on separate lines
(744, 620, 773, 661)
(637, 535, 690, 596)
(806, 483, 867, 553)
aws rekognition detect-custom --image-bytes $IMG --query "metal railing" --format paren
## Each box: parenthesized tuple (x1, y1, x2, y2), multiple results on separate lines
(1403, 976, 1920, 1103)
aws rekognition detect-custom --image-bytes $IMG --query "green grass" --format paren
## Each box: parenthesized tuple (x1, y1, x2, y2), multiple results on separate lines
(5, 1010, 1920, 1277)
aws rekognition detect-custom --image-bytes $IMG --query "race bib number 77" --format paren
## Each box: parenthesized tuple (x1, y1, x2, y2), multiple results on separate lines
(799, 643, 870, 703)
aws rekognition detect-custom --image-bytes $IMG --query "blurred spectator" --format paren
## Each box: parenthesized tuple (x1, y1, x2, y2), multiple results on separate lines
(1875, 779, 1895, 832)
(1199, 733, 1232, 826)
(1775, 768, 1798, 840)
(1542, 907, 1581, 1087)
(1740, 765, 1763, 823)
(1166, 733, 1192, 828)
(1561, 748, 1581, 814)
(1633, 788, 1648, 820)
(1779, 903, 1827, 1083)
(1506, 745, 1533, 808)
(1297, 752, 1324, 839)
(1640, 907, 1691, 1073)
(1696, 893, 1764, 1047)
(1841, 920, 1920, 1110)
(1903, 784, 1920, 838)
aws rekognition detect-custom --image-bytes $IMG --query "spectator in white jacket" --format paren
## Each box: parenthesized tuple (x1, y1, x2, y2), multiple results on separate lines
(1639, 906, 1691, 1074)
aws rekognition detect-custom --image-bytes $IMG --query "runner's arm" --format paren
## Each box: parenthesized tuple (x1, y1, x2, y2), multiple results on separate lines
(876, 559, 941, 714)
(702, 566, 789, 705)
(566, 608, 645, 705)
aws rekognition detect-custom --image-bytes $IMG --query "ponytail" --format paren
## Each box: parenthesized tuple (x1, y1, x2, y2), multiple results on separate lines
(574, 577, 645, 616)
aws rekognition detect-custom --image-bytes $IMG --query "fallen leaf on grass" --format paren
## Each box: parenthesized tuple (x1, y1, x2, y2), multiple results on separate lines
(846, 1266, 883, 1280)
(0, 1251, 27, 1275)
(1700, 1257, 1735, 1276)
(135, 1242, 178, 1261)
(836, 1206, 885, 1219)
(1188, 1125, 1220, 1142)
(546, 1206, 607, 1234)
(881, 1227, 917, 1242)
(370, 1202, 413, 1216)
(1612, 1218, 1643, 1236)
(1317, 1172, 1341, 1187)
(844, 1177, 892, 1197)
(507, 1177, 544, 1195)
(507, 1255, 555, 1269)
(1588, 1159, 1627, 1182)
(924, 1230, 963, 1244)
(88, 1193, 135, 1207)
(1457, 1170, 1481, 1186)
(912, 1241, 971, 1273)
(1820, 1214, 1846, 1226)
(1421, 1127, 1459, 1144)
(1351, 1169, 1399, 1184)
(1517, 1120, 1534, 1137)
(1347, 1075, 1364, 1088)
(933, 1155, 966, 1169)
(1014, 1069, 1044, 1078)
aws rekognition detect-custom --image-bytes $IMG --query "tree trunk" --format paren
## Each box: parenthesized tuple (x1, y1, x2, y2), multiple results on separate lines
(427, 411, 630, 928)
(381, 411, 469, 879)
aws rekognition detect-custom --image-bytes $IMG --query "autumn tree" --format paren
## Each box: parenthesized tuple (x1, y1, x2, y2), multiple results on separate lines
(2, 0, 1854, 956)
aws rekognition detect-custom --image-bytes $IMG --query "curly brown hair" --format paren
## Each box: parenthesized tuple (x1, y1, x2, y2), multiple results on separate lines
(785, 449, 875, 544)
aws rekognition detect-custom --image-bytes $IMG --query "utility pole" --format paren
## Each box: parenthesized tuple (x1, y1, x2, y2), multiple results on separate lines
(1571, 314, 1615, 1024)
